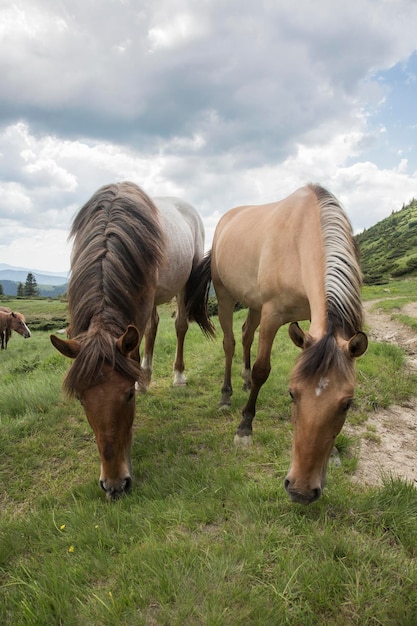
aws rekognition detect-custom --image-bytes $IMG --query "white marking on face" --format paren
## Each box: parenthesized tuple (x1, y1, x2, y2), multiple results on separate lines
(315, 377, 329, 397)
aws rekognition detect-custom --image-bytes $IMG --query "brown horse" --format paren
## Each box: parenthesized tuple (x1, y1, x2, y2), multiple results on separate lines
(50, 182, 213, 500)
(187, 184, 368, 505)
(0, 307, 31, 349)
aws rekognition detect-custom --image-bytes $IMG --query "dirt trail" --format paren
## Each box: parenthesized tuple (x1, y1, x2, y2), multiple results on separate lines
(346, 300, 417, 487)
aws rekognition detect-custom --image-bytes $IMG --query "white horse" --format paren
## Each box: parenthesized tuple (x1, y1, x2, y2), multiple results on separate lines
(141, 195, 212, 387)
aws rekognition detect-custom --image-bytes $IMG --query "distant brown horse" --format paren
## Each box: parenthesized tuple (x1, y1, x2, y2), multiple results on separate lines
(187, 184, 368, 505)
(0, 307, 31, 349)
(50, 182, 213, 500)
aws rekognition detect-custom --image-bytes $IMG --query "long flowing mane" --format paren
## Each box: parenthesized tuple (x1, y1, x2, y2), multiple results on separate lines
(64, 181, 165, 395)
(295, 184, 364, 380)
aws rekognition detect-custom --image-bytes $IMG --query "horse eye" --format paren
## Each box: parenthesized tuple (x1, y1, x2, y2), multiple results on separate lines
(126, 388, 135, 402)
(288, 389, 295, 402)
(342, 399, 354, 412)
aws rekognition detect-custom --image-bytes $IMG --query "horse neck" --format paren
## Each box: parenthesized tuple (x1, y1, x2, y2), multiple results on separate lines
(300, 244, 328, 341)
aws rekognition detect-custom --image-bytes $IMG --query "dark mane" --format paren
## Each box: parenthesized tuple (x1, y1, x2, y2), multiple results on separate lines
(65, 181, 165, 395)
(64, 330, 142, 396)
(295, 184, 364, 382)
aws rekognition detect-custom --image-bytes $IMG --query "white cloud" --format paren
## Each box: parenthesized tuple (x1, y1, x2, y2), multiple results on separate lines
(0, 227, 71, 273)
(148, 12, 207, 51)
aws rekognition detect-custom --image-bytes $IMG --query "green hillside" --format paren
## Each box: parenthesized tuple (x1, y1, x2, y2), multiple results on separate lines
(356, 197, 417, 284)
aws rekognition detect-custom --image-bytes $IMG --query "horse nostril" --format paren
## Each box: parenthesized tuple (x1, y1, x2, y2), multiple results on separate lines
(124, 476, 132, 492)
(284, 478, 290, 492)
(311, 487, 322, 502)
(99, 479, 107, 492)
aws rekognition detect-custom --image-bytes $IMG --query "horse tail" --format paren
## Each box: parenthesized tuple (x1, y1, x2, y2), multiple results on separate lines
(185, 251, 215, 337)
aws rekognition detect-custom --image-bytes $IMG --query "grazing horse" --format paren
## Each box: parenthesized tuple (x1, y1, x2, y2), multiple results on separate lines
(0, 308, 31, 349)
(187, 184, 367, 505)
(50, 181, 213, 500)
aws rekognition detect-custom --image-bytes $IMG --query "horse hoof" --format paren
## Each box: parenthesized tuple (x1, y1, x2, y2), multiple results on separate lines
(173, 372, 187, 386)
(233, 433, 253, 447)
(218, 402, 231, 412)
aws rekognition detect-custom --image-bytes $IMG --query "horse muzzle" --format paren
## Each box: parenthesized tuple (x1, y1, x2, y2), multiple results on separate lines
(99, 476, 132, 501)
(284, 477, 322, 505)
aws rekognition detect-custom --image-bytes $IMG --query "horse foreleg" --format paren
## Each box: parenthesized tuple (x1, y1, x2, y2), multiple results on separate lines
(140, 307, 159, 391)
(241, 308, 261, 390)
(235, 308, 280, 446)
(173, 293, 188, 386)
(0, 331, 4, 350)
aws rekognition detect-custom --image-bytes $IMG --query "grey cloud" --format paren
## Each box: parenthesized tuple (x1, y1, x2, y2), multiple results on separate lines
(3, 0, 415, 163)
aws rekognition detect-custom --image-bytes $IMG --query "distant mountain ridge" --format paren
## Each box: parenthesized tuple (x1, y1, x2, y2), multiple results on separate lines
(0, 263, 68, 284)
(0, 264, 68, 297)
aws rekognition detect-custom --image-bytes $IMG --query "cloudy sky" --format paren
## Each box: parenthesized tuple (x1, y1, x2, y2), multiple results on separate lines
(1, 0, 417, 274)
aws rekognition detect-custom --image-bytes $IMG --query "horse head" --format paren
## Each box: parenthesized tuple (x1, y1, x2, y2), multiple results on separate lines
(284, 322, 368, 504)
(50, 325, 140, 501)
(10, 312, 31, 338)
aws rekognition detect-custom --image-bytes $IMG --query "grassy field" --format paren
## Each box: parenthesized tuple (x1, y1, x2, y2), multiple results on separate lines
(1, 288, 417, 625)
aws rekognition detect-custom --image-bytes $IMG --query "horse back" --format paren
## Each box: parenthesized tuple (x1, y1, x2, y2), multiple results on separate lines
(212, 186, 326, 316)
(0, 310, 10, 330)
(153, 197, 205, 305)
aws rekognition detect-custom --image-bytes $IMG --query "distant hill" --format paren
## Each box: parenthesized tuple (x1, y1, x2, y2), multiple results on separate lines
(0, 264, 68, 298)
(356, 198, 417, 284)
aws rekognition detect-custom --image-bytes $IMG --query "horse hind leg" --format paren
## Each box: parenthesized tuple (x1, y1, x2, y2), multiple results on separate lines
(241, 308, 261, 391)
(140, 307, 159, 391)
(173, 292, 188, 386)
(216, 289, 236, 410)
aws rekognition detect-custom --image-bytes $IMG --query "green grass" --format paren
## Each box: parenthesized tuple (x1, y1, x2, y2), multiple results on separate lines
(1, 298, 417, 624)
(362, 276, 417, 301)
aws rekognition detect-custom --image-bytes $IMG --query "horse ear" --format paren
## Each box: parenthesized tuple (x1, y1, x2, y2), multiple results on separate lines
(116, 325, 140, 356)
(347, 331, 368, 358)
(50, 335, 81, 359)
(288, 322, 306, 349)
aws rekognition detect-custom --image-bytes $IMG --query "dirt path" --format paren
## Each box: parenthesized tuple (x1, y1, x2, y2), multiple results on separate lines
(346, 300, 417, 487)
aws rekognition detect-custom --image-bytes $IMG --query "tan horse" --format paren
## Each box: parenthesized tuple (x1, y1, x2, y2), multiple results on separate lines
(50, 182, 213, 500)
(187, 184, 368, 505)
(0, 307, 31, 349)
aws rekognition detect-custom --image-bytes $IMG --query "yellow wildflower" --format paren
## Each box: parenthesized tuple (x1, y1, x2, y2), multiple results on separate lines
(60, 524, 66, 530)
(68, 546, 75, 553)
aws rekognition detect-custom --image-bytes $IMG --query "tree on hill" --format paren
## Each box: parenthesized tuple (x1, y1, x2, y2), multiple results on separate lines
(0, 283, 3, 296)
(356, 198, 417, 284)
(23, 273, 40, 298)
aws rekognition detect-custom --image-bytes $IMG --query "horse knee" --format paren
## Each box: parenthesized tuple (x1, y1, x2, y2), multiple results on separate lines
(175, 317, 189, 336)
(251, 363, 270, 386)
